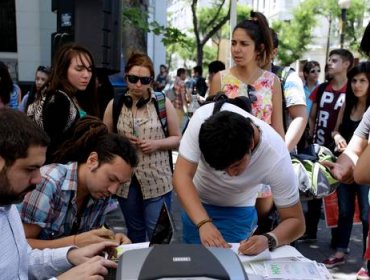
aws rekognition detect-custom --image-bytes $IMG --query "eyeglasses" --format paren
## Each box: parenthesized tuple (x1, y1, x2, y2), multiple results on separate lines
(126, 74, 153, 85)
(310, 69, 321, 74)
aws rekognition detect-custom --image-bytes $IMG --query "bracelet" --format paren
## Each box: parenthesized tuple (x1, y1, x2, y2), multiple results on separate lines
(196, 218, 213, 229)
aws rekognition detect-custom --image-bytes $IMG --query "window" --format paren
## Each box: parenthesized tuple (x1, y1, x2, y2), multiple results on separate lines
(0, 0, 17, 52)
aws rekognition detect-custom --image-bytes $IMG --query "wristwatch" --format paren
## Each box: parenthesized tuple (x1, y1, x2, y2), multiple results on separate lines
(262, 233, 277, 250)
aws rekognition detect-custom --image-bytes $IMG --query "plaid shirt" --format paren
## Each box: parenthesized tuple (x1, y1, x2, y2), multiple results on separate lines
(17, 162, 113, 240)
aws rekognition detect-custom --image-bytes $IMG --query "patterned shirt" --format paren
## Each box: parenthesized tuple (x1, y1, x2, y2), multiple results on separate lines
(0, 205, 72, 279)
(220, 69, 276, 124)
(17, 162, 113, 240)
(116, 99, 173, 199)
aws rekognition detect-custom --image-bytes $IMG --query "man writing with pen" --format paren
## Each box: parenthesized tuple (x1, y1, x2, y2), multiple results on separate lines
(17, 116, 138, 249)
(173, 100, 305, 255)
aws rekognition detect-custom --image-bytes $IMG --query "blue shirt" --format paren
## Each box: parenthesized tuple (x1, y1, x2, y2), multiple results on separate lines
(8, 84, 20, 109)
(303, 82, 318, 115)
(17, 162, 113, 240)
(0, 205, 72, 279)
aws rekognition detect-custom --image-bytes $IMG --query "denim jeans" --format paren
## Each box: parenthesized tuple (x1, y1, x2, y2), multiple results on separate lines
(117, 175, 172, 243)
(336, 183, 369, 255)
(182, 203, 257, 244)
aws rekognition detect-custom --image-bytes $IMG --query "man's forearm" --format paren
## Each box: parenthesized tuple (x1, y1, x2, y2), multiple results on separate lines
(28, 235, 75, 250)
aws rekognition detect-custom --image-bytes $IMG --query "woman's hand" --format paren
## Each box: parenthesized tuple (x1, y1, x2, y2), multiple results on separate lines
(136, 139, 160, 154)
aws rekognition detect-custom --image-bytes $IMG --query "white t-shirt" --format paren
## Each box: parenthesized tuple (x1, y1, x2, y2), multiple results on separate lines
(179, 103, 299, 208)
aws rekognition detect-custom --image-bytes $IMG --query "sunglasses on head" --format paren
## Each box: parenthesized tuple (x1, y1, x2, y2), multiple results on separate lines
(37, 65, 51, 73)
(247, 85, 257, 103)
(310, 69, 321, 74)
(126, 74, 153, 85)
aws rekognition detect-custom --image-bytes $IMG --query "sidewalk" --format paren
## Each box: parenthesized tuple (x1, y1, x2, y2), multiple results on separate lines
(106, 193, 365, 280)
(296, 202, 364, 280)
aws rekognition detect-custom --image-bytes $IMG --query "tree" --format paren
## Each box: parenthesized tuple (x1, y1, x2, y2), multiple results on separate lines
(272, 0, 366, 65)
(197, 4, 250, 61)
(122, 1, 187, 62)
(190, 0, 231, 65)
(122, 0, 148, 60)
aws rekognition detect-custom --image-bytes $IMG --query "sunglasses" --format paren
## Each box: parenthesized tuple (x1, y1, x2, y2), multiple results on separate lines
(126, 75, 153, 85)
(310, 69, 321, 74)
(247, 85, 257, 103)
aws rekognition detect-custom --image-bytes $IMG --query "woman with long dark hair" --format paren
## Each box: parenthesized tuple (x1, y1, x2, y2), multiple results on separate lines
(27, 43, 99, 162)
(19, 65, 51, 112)
(0, 61, 21, 109)
(323, 62, 370, 274)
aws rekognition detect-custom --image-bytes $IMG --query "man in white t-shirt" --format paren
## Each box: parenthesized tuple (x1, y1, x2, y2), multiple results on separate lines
(173, 102, 305, 255)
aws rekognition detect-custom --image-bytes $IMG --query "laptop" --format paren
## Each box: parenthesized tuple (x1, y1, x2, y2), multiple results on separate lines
(149, 201, 175, 246)
(105, 202, 175, 280)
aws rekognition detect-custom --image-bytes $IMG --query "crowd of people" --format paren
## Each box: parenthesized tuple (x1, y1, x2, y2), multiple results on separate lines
(0, 10, 370, 280)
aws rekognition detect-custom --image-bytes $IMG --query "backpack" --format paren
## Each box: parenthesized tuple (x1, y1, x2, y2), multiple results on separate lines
(112, 90, 173, 171)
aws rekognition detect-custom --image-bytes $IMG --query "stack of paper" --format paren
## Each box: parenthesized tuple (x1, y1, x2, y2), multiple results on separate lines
(232, 243, 332, 280)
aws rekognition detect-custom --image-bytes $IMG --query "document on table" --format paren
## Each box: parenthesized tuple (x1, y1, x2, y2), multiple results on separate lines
(264, 259, 323, 279)
(230, 243, 271, 263)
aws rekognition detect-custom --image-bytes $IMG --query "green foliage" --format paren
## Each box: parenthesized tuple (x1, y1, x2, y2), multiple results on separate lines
(272, 0, 318, 65)
(122, 7, 188, 47)
(272, 0, 366, 65)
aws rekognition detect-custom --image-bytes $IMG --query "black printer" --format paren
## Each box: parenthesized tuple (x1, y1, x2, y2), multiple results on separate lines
(115, 244, 248, 280)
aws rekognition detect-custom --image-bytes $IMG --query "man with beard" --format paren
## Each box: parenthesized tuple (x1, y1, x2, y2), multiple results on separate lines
(0, 108, 118, 280)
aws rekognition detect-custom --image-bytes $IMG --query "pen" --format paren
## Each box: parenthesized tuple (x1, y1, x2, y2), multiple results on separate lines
(238, 225, 258, 255)
(244, 225, 258, 242)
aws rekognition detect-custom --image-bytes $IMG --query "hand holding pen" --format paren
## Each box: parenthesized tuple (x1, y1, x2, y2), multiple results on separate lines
(238, 225, 267, 256)
(73, 224, 131, 247)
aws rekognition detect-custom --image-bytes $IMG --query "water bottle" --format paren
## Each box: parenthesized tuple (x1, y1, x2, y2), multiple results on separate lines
(188, 93, 200, 118)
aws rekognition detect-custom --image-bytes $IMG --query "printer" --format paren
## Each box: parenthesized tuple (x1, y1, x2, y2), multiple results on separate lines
(115, 244, 248, 280)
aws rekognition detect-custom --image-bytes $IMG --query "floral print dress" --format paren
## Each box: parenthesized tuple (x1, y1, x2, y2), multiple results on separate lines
(220, 69, 276, 124)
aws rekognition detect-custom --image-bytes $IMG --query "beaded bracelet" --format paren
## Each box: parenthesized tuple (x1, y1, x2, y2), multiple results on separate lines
(196, 218, 213, 229)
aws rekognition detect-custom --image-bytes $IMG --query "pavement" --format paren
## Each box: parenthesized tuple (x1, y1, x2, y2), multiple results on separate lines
(106, 195, 365, 280)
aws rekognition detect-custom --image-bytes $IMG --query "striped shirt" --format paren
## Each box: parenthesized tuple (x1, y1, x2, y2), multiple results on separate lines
(0, 205, 72, 279)
(17, 162, 113, 239)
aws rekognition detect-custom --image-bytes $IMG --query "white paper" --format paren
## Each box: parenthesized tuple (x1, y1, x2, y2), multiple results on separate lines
(264, 259, 322, 279)
(270, 245, 303, 259)
(116, 242, 150, 257)
(230, 243, 271, 263)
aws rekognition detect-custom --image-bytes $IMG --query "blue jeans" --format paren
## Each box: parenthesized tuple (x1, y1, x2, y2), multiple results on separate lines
(182, 203, 257, 244)
(336, 183, 369, 255)
(118, 175, 172, 243)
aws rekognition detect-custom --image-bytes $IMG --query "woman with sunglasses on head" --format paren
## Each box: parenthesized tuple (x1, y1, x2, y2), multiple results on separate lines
(19, 65, 51, 112)
(103, 52, 181, 243)
(26, 43, 99, 163)
(209, 11, 284, 139)
(302, 61, 321, 115)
